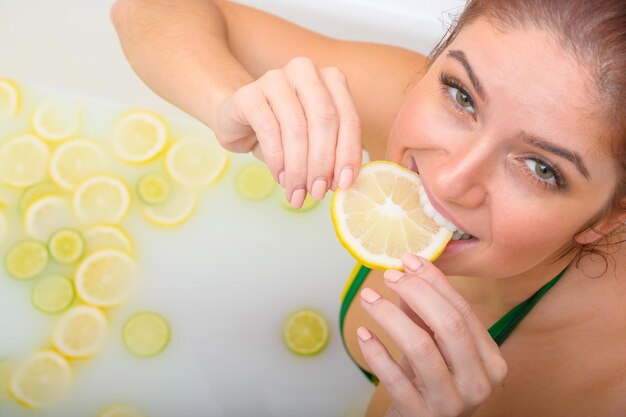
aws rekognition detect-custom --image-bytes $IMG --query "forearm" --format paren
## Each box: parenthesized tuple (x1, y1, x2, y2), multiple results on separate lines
(110, 0, 253, 128)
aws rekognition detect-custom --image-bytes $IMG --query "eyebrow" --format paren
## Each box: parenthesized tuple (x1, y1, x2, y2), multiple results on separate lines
(447, 49, 487, 102)
(520, 131, 591, 180)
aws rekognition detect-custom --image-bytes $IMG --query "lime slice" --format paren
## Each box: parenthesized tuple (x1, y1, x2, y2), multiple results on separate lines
(48, 228, 84, 264)
(31, 275, 75, 314)
(136, 173, 170, 205)
(236, 163, 276, 200)
(31, 101, 81, 142)
(98, 403, 147, 417)
(0, 134, 50, 188)
(165, 137, 229, 188)
(283, 308, 329, 356)
(51, 305, 107, 358)
(122, 312, 171, 357)
(73, 175, 131, 225)
(113, 110, 168, 164)
(9, 350, 72, 409)
(49, 139, 107, 190)
(5, 240, 48, 280)
(0, 78, 20, 117)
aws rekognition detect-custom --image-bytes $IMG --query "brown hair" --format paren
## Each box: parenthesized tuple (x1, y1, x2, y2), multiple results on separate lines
(428, 0, 626, 269)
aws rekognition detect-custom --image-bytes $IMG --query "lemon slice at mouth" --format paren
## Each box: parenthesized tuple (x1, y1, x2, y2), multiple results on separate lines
(31, 275, 75, 314)
(0, 134, 50, 188)
(236, 163, 276, 200)
(8, 350, 72, 410)
(48, 228, 84, 264)
(122, 311, 171, 357)
(83, 224, 134, 254)
(113, 110, 168, 164)
(31, 101, 81, 142)
(330, 161, 452, 270)
(0, 78, 20, 117)
(73, 175, 131, 225)
(283, 308, 329, 356)
(51, 305, 107, 358)
(49, 139, 107, 191)
(98, 403, 148, 417)
(5, 240, 49, 280)
(165, 137, 229, 188)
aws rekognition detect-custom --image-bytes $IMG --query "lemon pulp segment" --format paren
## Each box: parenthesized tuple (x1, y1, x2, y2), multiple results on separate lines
(283, 308, 329, 356)
(122, 311, 171, 357)
(113, 110, 168, 164)
(51, 305, 107, 358)
(136, 173, 170, 205)
(48, 228, 84, 264)
(5, 240, 48, 280)
(165, 137, 229, 188)
(0, 134, 50, 188)
(236, 163, 276, 200)
(31, 275, 75, 314)
(330, 161, 452, 270)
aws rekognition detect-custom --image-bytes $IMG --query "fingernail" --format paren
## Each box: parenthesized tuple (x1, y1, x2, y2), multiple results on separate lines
(278, 171, 285, 188)
(384, 269, 405, 283)
(357, 326, 372, 342)
(338, 168, 353, 190)
(310, 178, 327, 200)
(402, 254, 424, 272)
(290, 188, 306, 209)
(361, 288, 382, 304)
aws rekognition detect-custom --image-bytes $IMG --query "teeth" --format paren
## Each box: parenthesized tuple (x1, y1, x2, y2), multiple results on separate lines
(419, 184, 472, 237)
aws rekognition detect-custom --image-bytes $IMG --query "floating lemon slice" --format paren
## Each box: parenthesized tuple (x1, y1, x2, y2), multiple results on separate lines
(31, 275, 75, 315)
(0, 78, 20, 117)
(331, 161, 452, 270)
(165, 137, 229, 188)
(122, 312, 171, 357)
(283, 308, 329, 356)
(5, 240, 48, 280)
(48, 228, 84, 264)
(0, 134, 50, 188)
(9, 350, 72, 409)
(142, 187, 197, 228)
(31, 101, 81, 142)
(74, 175, 131, 225)
(236, 163, 276, 200)
(83, 224, 134, 254)
(49, 139, 107, 190)
(23, 194, 75, 242)
(113, 110, 168, 164)
(136, 173, 170, 205)
(52, 305, 107, 358)
(98, 404, 148, 417)
(19, 181, 61, 212)
(74, 249, 138, 307)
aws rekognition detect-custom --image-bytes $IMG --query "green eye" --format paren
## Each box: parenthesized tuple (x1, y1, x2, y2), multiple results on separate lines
(534, 161, 555, 180)
(456, 89, 473, 108)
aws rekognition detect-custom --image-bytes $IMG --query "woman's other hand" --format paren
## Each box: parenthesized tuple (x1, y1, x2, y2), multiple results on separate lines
(358, 253, 508, 417)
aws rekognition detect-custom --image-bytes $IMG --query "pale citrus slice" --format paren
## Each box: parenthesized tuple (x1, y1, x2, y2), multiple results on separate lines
(280, 193, 318, 212)
(23, 194, 75, 241)
(49, 139, 107, 190)
(165, 137, 229, 188)
(330, 161, 452, 270)
(19, 181, 61, 212)
(136, 173, 170, 205)
(236, 163, 275, 200)
(98, 403, 147, 417)
(5, 240, 48, 280)
(74, 249, 139, 307)
(0, 78, 20, 117)
(74, 175, 131, 225)
(142, 187, 197, 227)
(122, 312, 171, 357)
(48, 228, 84, 264)
(31, 101, 81, 142)
(83, 224, 134, 254)
(283, 308, 329, 356)
(31, 275, 75, 314)
(113, 110, 168, 164)
(51, 305, 107, 358)
(0, 134, 50, 188)
(9, 350, 72, 409)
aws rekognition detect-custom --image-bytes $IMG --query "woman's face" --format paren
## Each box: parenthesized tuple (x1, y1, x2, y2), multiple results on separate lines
(387, 18, 619, 278)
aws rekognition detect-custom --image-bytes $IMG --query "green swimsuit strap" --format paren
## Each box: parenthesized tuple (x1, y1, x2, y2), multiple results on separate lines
(339, 263, 569, 385)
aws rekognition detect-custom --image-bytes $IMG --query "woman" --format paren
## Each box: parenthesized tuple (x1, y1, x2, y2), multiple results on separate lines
(110, 0, 626, 415)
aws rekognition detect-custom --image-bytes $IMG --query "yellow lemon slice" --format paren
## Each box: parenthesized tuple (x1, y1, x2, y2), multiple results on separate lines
(236, 163, 276, 200)
(142, 187, 197, 228)
(74, 249, 139, 307)
(31, 275, 75, 314)
(330, 161, 452, 270)
(9, 350, 72, 409)
(0, 134, 50, 188)
(49, 139, 107, 191)
(113, 110, 168, 164)
(5, 240, 48, 280)
(83, 224, 134, 254)
(136, 173, 170, 205)
(98, 403, 147, 417)
(74, 175, 131, 225)
(0, 78, 20, 117)
(23, 194, 75, 242)
(165, 137, 229, 188)
(51, 305, 107, 358)
(31, 101, 81, 142)
(19, 181, 61, 212)
(283, 308, 329, 356)
(122, 312, 171, 357)
(48, 228, 84, 264)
